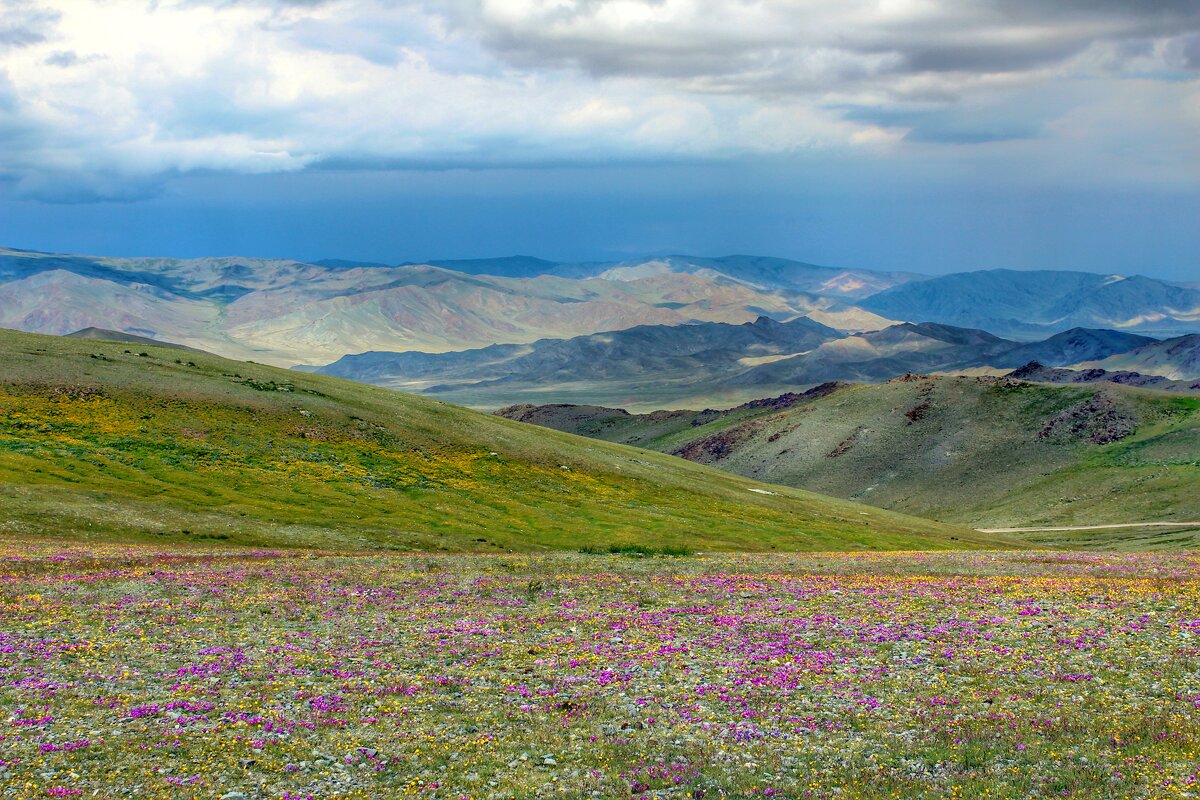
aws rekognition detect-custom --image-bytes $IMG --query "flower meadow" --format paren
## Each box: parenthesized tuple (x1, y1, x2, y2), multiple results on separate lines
(2, 542, 1200, 799)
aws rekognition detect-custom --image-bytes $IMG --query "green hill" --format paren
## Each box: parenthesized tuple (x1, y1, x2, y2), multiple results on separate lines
(64, 326, 200, 351)
(498, 377, 1200, 546)
(0, 328, 992, 552)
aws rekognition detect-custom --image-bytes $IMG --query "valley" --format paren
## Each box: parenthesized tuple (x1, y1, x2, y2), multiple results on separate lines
(6, 247, 1197, 550)
(6, 246, 1197, 551)
(314, 319, 1196, 411)
(0, 328, 985, 552)
(7, 2, 1200, 796)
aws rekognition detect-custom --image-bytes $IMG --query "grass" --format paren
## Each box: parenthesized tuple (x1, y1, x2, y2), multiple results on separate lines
(501, 377, 1200, 540)
(0, 328, 993, 552)
(580, 543, 695, 557)
(2, 541, 1198, 799)
(1016, 524, 1200, 549)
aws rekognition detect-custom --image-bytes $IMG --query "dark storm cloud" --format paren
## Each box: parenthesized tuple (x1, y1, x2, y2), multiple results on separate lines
(453, 0, 1200, 89)
(900, 41, 1097, 74)
(994, 0, 1200, 19)
(0, 0, 1197, 204)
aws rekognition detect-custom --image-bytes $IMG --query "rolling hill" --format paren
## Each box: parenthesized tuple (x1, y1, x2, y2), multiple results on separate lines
(0, 328, 990, 552)
(497, 376, 1200, 545)
(64, 327, 199, 351)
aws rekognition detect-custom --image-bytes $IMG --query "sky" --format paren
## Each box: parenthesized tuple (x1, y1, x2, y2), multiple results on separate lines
(0, 0, 1198, 279)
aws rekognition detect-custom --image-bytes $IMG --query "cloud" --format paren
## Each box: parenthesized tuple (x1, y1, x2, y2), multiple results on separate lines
(450, 0, 1200, 86)
(0, 0, 1196, 201)
(0, 1, 60, 50)
(42, 49, 103, 67)
(1176, 33, 1200, 69)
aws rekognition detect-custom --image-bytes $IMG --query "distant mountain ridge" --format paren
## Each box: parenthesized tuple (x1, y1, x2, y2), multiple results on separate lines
(317, 315, 842, 386)
(2, 246, 1197, 375)
(982, 328, 1158, 369)
(1004, 361, 1199, 392)
(1, 247, 849, 365)
(315, 253, 925, 297)
(861, 269, 1200, 339)
(311, 318, 1162, 410)
(732, 322, 1015, 386)
(591, 254, 926, 299)
(1077, 334, 1200, 381)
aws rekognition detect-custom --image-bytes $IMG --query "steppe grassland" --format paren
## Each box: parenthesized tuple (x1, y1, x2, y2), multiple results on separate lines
(2, 543, 1199, 799)
(0, 329, 983, 553)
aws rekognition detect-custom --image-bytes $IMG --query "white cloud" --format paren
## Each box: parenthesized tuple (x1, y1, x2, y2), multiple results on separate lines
(0, 0, 1197, 201)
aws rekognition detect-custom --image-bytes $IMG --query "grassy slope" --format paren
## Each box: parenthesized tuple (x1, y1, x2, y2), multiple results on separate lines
(501, 378, 1200, 546)
(0, 328, 992, 552)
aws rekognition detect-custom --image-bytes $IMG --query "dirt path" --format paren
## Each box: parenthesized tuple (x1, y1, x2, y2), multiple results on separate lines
(977, 521, 1200, 534)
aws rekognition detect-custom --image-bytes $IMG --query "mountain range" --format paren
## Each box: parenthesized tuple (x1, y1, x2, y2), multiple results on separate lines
(1078, 333, 1200, 381)
(860, 269, 1200, 339)
(323, 253, 924, 298)
(3, 247, 1198, 374)
(311, 319, 1173, 410)
(310, 315, 845, 409)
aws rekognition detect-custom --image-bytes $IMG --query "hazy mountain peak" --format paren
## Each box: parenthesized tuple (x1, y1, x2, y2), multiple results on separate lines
(862, 268, 1200, 339)
(1076, 333, 1200, 380)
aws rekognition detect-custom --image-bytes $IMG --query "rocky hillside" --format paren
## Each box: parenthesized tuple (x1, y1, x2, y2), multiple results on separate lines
(497, 375, 1200, 534)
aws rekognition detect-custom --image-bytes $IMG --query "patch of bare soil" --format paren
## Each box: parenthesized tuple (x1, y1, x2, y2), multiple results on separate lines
(827, 426, 867, 458)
